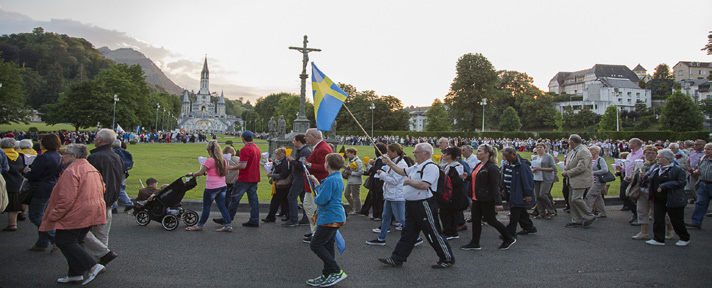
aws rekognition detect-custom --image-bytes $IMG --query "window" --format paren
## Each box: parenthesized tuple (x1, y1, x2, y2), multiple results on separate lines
(618, 98, 622, 102)
(679, 70, 684, 76)
(627, 92, 631, 96)
(700, 70, 703, 75)
(627, 99, 631, 103)
(636, 92, 640, 97)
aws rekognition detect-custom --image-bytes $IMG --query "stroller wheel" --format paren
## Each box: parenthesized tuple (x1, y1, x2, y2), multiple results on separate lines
(162, 215, 179, 231)
(136, 211, 150, 226)
(183, 210, 199, 226)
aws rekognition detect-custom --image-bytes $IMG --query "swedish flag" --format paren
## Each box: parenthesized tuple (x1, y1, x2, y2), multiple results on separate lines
(312, 63, 348, 131)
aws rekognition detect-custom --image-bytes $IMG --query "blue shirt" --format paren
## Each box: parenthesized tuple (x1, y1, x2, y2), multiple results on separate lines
(314, 171, 346, 225)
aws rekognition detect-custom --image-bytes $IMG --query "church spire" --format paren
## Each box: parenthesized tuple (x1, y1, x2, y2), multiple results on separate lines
(201, 55, 209, 80)
(198, 55, 210, 95)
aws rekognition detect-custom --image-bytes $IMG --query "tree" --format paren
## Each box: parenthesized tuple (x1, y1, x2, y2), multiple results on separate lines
(275, 94, 315, 131)
(43, 80, 102, 131)
(563, 109, 577, 128)
(660, 91, 704, 131)
(425, 98, 450, 131)
(445, 53, 498, 131)
(647, 63, 674, 97)
(518, 88, 556, 130)
(494, 70, 537, 121)
(700, 99, 712, 119)
(498, 106, 521, 132)
(598, 105, 618, 132)
(0, 58, 28, 124)
(653, 64, 673, 80)
(577, 108, 599, 129)
(553, 111, 563, 132)
(702, 31, 712, 55)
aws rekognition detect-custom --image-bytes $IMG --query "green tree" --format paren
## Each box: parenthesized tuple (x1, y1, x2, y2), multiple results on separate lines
(425, 98, 450, 131)
(553, 111, 563, 132)
(43, 80, 102, 131)
(254, 93, 289, 122)
(563, 109, 577, 128)
(647, 63, 674, 97)
(0, 58, 28, 124)
(702, 31, 712, 55)
(577, 108, 599, 129)
(275, 94, 315, 131)
(332, 84, 408, 133)
(598, 105, 618, 131)
(518, 88, 556, 130)
(498, 106, 521, 132)
(493, 70, 537, 122)
(660, 91, 704, 131)
(445, 53, 498, 131)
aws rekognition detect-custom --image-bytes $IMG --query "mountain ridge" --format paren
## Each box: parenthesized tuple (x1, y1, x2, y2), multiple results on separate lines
(98, 46, 184, 96)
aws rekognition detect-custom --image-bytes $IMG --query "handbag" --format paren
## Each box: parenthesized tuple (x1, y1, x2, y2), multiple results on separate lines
(18, 178, 38, 202)
(363, 176, 374, 190)
(275, 174, 292, 189)
(626, 171, 641, 200)
(596, 158, 616, 183)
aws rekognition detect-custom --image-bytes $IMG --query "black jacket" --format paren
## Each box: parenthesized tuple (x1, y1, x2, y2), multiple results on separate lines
(465, 161, 502, 205)
(88, 144, 124, 208)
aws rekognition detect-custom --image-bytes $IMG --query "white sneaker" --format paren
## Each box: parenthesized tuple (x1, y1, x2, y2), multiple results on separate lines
(82, 264, 105, 286)
(631, 232, 650, 240)
(57, 276, 83, 283)
(645, 240, 665, 246)
(675, 240, 690, 247)
(372, 228, 389, 234)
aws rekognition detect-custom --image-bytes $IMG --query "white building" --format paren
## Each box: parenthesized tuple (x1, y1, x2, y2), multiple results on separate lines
(404, 106, 429, 132)
(549, 64, 652, 114)
(178, 57, 238, 133)
(679, 79, 711, 103)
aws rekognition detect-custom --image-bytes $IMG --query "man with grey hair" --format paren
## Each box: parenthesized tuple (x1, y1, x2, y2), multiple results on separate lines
(437, 138, 450, 169)
(461, 145, 480, 169)
(378, 142, 455, 269)
(562, 134, 596, 228)
(111, 140, 134, 212)
(687, 143, 712, 229)
(685, 140, 706, 203)
(84, 129, 124, 267)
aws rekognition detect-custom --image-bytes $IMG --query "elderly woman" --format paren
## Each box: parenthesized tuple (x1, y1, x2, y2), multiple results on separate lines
(645, 149, 691, 246)
(1, 137, 25, 231)
(39, 144, 107, 285)
(264, 147, 291, 222)
(17, 139, 37, 156)
(24, 134, 62, 252)
(632, 145, 675, 240)
(531, 143, 558, 219)
(585, 146, 608, 218)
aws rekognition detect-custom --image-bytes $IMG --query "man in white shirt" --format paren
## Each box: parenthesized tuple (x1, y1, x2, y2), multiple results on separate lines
(461, 145, 480, 169)
(377, 143, 455, 269)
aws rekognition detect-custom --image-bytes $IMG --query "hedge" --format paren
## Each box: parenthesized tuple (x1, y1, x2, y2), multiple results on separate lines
(338, 130, 710, 142)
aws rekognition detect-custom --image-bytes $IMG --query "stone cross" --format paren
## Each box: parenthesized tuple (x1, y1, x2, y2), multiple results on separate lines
(289, 35, 321, 120)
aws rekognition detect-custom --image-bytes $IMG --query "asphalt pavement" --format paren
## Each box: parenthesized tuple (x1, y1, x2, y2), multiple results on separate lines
(1, 203, 710, 287)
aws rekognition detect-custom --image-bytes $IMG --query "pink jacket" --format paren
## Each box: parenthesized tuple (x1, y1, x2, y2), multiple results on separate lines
(39, 159, 107, 231)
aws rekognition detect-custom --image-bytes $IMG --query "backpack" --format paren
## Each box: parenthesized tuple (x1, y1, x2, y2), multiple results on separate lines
(114, 148, 134, 172)
(403, 155, 415, 167)
(418, 162, 452, 205)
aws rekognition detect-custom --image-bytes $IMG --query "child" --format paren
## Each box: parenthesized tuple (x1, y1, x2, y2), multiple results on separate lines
(306, 153, 347, 287)
(134, 178, 159, 208)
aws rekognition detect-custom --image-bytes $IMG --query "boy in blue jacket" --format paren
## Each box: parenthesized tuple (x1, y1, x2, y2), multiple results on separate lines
(306, 153, 347, 287)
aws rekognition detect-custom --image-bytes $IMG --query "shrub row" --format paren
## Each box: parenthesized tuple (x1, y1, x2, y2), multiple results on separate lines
(339, 130, 710, 142)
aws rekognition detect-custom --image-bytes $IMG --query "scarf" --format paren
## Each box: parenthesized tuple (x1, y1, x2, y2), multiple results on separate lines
(17, 148, 37, 156)
(2, 148, 19, 161)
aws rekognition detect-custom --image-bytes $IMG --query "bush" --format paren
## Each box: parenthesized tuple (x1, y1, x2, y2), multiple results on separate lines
(28, 127, 38, 133)
(225, 140, 233, 146)
(129, 140, 137, 145)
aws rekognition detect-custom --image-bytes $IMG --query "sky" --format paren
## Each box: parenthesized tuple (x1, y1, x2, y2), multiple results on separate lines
(0, 1, 710, 107)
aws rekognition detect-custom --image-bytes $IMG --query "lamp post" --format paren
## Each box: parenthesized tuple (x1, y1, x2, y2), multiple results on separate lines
(370, 102, 375, 140)
(616, 106, 620, 132)
(162, 108, 166, 131)
(112, 94, 119, 131)
(480, 98, 487, 132)
(155, 103, 160, 132)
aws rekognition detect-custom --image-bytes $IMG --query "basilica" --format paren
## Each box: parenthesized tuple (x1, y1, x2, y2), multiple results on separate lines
(178, 57, 238, 133)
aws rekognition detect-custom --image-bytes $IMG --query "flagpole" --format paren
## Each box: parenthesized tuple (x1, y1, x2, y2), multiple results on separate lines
(341, 104, 383, 157)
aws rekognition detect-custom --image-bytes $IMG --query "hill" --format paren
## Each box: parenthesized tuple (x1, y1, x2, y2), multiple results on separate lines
(98, 47, 183, 96)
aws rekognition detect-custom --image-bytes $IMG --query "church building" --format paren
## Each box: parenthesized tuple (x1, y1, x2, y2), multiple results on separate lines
(178, 56, 238, 133)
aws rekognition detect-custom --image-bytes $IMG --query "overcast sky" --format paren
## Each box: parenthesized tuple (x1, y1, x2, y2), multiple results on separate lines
(1, 1, 710, 106)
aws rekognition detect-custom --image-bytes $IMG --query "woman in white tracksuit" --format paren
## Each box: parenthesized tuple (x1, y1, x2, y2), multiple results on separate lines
(366, 143, 409, 245)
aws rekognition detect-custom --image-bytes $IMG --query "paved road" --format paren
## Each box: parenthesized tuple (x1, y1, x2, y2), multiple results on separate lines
(1, 204, 710, 287)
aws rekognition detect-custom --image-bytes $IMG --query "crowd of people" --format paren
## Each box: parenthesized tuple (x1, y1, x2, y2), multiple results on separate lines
(3, 127, 712, 286)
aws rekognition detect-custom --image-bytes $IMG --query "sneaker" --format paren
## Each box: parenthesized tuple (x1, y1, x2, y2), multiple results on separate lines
(645, 239, 665, 246)
(582, 217, 597, 227)
(366, 239, 386, 246)
(213, 218, 225, 225)
(498, 238, 517, 250)
(305, 275, 327, 287)
(17, 212, 26, 221)
(378, 257, 403, 267)
(456, 224, 468, 231)
(395, 226, 403, 231)
(281, 220, 299, 227)
(123, 206, 133, 213)
(373, 217, 382, 221)
(303, 236, 312, 243)
(321, 270, 347, 287)
(81, 264, 105, 285)
(631, 232, 650, 240)
(431, 261, 454, 269)
(298, 219, 310, 225)
(414, 238, 424, 246)
(111, 207, 118, 214)
(216, 226, 233, 232)
(446, 235, 459, 240)
(460, 243, 482, 251)
(685, 222, 701, 229)
(242, 222, 259, 228)
(675, 240, 690, 247)
(630, 220, 641, 226)
(261, 218, 276, 223)
(57, 276, 83, 284)
(372, 227, 390, 234)
(517, 227, 537, 235)
(565, 223, 582, 228)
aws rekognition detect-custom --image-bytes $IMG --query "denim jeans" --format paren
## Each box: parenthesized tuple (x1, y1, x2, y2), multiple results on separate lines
(228, 181, 259, 223)
(287, 180, 304, 222)
(691, 181, 712, 226)
(310, 226, 340, 276)
(112, 180, 132, 209)
(379, 200, 405, 241)
(198, 186, 231, 227)
(29, 196, 55, 248)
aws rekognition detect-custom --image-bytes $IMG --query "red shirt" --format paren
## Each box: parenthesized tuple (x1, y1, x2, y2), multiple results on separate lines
(237, 142, 261, 183)
(307, 141, 333, 182)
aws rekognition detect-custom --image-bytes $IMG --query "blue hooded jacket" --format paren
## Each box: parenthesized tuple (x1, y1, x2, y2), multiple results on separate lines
(314, 171, 346, 225)
(503, 155, 535, 208)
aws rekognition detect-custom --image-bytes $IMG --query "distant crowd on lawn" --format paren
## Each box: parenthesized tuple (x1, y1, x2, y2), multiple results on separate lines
(0, 130, 273, 145)
(337, 135, 698, 158)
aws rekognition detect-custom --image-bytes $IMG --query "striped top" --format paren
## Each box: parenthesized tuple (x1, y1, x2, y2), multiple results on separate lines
(697, 156, 712, 182)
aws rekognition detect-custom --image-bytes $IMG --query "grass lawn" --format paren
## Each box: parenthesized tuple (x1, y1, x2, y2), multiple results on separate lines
(0, 122, 93, 132)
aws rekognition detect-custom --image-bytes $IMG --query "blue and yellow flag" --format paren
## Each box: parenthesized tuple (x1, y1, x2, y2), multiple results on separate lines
(312, 63, 348, 131)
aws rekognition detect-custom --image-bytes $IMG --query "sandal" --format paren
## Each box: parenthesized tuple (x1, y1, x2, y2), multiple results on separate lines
(2, 225, 17, 232)
(185, 226, 203, 231)
(216, 226, 233, 232)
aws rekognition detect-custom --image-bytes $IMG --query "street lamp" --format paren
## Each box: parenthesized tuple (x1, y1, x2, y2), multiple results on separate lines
(162, 108, 166, 131)
(370, 102, 375, 139)
(112, 94, 119, 131)
(616, 106, 620, 132)
(480, 98, 487, 132)
(155, 103, 160, 132)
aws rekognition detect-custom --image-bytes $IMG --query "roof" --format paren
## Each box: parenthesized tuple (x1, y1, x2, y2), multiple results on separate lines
(632, 64, 646, 72)
(675, 61, 712, 68)
(218, 91, 225, 103)
(182, 90, 190, 102)
(550, 64, 639, 86)
(599, 78, 642, 89)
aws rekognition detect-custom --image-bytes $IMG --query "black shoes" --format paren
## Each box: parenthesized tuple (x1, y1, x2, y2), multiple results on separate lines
(431, 261, 454, 269)
(498, 238, 517, 250)
(99, 251, 118, 266)
(378, 257, 403, 267)
(582, 217, 597, 228)
(242, 222, 259, 228)
(262, 218, 276, 223)
(282, 220, 299, 227)
(565, 222, 582, 228)
(517, 227, 537, 235)
(17, 212, 26, 221)
(124, 206, 133, 213)
(460, 243, 482, 251)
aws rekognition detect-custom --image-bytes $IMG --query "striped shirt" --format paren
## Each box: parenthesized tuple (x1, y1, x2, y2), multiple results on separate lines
(689, 150, 705, 169)
(698, 156, 712, 182)
(503, 163, 514, 192)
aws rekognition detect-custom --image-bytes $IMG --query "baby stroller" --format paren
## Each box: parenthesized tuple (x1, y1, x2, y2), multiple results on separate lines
(134, 176, 200, 231)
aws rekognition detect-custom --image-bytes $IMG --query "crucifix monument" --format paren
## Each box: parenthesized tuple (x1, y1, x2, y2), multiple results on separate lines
(288, 35, 321, 134)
